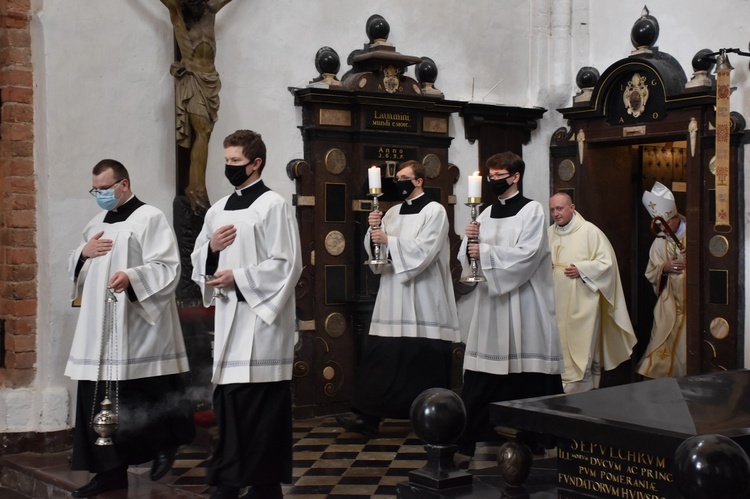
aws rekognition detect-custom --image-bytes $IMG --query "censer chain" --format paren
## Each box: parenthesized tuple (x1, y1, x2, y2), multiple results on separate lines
(90, 288, 119, 427)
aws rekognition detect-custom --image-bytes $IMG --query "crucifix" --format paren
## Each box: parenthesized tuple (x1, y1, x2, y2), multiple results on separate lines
(159, 0, 234, 215)
(150, 0, 234, 305)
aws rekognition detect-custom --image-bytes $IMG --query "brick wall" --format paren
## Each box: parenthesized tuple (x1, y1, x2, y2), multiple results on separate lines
(0, 0, 36, 388)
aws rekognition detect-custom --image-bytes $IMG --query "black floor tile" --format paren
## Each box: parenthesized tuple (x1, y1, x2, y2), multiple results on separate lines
(302, 467, 348, 476)
(287, 484, 335, 494)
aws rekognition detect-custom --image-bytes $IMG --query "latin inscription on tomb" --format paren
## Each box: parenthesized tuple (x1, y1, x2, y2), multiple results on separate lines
(557, 439, 677, 498)
(365, 108, 417, 132)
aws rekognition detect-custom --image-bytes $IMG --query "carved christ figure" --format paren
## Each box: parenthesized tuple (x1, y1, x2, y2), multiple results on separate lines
(159, 0, 233, 213)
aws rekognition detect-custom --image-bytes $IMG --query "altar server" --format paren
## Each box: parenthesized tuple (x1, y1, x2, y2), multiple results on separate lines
(337, 160, 461, 437)
(456, 151, 564, 463)
(192, 129, 302, 499)
(67, 159, 194, 498)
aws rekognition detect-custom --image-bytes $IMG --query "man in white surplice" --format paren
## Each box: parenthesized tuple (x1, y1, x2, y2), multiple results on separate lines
(191, 129, 301, 499)
(456, 151, 564, 463)
(336, 160, 460, 438)
(548, 193, 636, 394)
(66, 159, 193, 498)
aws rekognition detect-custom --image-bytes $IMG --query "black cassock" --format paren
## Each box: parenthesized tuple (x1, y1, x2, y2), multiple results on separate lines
(72, 374, 195, 472)
(208, 381, 292, 487)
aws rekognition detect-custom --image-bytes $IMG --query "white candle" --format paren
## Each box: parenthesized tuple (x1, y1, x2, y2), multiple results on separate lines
(368, 166, 381, 190)
(468, 171, 482, 199)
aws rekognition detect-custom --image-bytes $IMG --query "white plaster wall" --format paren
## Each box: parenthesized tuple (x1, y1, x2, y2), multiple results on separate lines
(11, 0, 177, 432)
(5, 0, 750, 433)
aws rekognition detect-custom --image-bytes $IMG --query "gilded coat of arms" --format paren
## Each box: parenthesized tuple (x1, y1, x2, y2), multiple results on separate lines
(623, 73, 649, 118)
(383, 65, 400, 93)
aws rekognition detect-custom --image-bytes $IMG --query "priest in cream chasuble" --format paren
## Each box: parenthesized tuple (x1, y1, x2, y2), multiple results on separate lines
(548, 193, 636, 393)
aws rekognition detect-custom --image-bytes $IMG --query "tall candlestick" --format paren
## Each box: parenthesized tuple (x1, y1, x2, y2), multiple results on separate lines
(365, 168, 390, 267)
(461, 181, 485, 283)
(468, 171, 482, 201)
(368, 166, 382, 193)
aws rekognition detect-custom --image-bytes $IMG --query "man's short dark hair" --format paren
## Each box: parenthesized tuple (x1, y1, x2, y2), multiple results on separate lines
(486, 151, 525, 179)
(92, 159, 130, 182)
(223, 129, 267, 174)
(397, 159, 425, 180)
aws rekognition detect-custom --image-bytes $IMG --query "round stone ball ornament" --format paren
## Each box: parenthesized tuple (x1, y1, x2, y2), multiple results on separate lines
(674, 434, 750, 498)
(410, 388, 466, 445)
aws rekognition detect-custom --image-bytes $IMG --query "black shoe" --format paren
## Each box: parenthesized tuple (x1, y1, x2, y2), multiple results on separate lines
(211, 485, 240, 499)
(336, 413, 379, 438)
(71, 469, 128, 498)
(245, 484, 283, 499)
(150, 447, 178, 481)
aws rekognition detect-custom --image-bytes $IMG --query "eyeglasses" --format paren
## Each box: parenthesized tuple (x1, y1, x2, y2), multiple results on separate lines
(89, 179, 124, 197)
(486, 173, 513, 182)
(393, 176, 416, 183)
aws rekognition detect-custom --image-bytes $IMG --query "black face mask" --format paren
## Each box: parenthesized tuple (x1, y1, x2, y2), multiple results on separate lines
(225, 160, 253, 187)
(396, 179, 417, 200)
(488, 177, 513, 197)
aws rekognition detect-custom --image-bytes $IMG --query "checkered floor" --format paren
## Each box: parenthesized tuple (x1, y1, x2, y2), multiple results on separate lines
(130, 416, 505, 498)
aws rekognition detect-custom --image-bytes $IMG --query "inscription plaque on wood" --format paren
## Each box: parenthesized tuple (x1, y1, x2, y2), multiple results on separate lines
(362, 146, 416, 162)
(364, 108, 417, 132)
(320, 108, 351, 126)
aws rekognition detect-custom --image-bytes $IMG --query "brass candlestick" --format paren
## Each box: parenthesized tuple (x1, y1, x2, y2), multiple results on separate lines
(461, 199, 486, 283)
(366, 188, 391, 267)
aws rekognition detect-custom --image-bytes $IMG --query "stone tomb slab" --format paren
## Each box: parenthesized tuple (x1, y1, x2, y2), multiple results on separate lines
(490, 370, 750, 497)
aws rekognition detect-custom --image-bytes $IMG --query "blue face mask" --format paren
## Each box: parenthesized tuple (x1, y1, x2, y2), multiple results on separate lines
(96, 188, 121, 211)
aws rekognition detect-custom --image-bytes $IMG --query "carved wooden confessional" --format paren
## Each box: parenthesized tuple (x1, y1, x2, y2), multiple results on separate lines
(551, 8, 746, 382)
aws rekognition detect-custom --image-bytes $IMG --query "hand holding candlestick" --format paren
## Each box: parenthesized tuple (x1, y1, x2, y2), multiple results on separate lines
(461, 202, 486, 283)
(462, 171, 486, 283)
(366, 166, 391, 267)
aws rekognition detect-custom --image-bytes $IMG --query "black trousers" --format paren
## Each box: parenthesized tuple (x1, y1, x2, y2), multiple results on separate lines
(72, 374, 196, 472)
(457, 369, 563, 456)
(351, 336, 453, 420)
(208, 381, 293, 487)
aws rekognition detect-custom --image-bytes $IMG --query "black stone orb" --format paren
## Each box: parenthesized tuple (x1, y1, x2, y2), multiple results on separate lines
(366, 14, 390, 43)
(692, 48, 715, 73)
(416, 57, 438, 85)
(731, 111, 746, 133)
(674, 434, 750, 499)
(409, 388, 466, 446)
(315, 46, 340, 75)
(630, 9, 659, 49)
(497, 442, 533, 487)
(575, 66, 599, 89)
